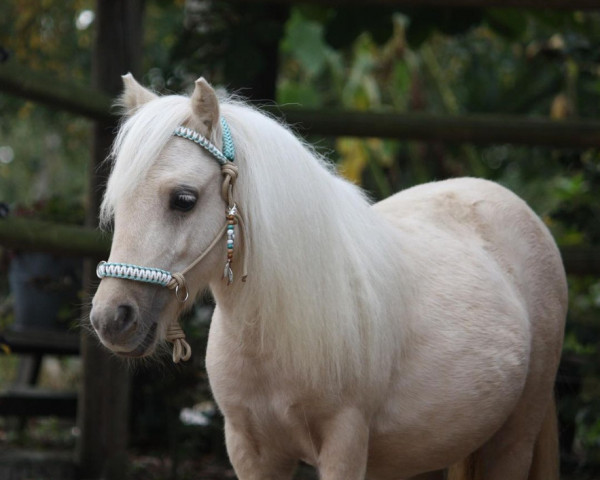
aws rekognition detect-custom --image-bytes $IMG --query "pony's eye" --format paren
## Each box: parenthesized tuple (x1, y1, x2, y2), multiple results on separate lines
(170, 190, 198, 212)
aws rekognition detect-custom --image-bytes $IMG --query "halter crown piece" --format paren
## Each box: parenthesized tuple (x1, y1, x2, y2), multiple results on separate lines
(97, 117, 248, 363)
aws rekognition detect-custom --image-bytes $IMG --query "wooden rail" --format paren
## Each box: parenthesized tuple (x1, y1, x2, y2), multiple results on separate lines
(0, 218, 110, 259)
(1, 329, 80, 355)
(0, 217, 598, 276)
(0, 387, 77, 418)
(231, 0, 600, 9)
(0, 63, 113, 122)
(3, 62, 600, 148)
(267, 107, 600, 148)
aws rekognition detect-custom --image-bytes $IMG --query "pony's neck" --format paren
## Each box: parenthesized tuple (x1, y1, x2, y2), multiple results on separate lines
(208, 104, 408, 388)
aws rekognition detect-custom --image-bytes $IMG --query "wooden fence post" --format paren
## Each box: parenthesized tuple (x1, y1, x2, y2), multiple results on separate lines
(76, 1, 144, 479)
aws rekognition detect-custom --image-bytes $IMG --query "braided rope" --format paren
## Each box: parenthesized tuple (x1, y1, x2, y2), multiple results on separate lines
(220, 117, 235, 162)
(96, 262, 172, 286)
(173, 126, 228, 165)
(173, 117, 235, 166)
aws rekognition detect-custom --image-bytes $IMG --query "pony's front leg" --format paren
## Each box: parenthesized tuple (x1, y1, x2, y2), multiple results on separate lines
(224, 418, 296, 480)
(317, 408, 369, 480)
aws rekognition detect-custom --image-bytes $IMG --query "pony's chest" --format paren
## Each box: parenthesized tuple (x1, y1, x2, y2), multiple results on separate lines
(206, 321, 327, 461)
(207, 344, 309, 425)
(211, 362, 321, 461)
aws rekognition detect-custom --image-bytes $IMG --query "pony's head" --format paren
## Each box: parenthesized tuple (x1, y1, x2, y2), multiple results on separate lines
(90, 74, 400, 384)
(90, 74, 234, 359)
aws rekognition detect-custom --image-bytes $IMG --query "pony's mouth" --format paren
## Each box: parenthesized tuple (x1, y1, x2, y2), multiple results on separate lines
(118, 323, 158, 358)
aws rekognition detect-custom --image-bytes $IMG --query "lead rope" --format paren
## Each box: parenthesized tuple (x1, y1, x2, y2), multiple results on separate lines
(163, 162, 249, 363)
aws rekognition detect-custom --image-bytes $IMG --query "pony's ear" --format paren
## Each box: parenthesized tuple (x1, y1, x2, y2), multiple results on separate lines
(191, 77, 219, 132)
(119, 73, 157, 115)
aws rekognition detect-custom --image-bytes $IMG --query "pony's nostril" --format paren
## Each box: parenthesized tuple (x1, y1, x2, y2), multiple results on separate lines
(90, 302, 139, 346)
(115, 304, 136, 334)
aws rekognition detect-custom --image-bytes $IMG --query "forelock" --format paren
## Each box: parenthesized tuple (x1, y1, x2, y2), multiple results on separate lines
(100, 95, 193, 227)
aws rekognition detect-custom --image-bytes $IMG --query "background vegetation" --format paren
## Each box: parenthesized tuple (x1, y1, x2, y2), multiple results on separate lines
(0, 1, 599, 478)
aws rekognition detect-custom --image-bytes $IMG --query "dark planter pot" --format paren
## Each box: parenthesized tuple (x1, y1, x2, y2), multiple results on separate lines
(8, 252, 82, 332)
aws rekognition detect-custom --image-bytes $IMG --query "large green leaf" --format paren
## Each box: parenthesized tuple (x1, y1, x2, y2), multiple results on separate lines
(324, 7, 395, 49)
(485, 9, 529, 40)
(404, 8, 483, 47)
(282, 9, 329, 77)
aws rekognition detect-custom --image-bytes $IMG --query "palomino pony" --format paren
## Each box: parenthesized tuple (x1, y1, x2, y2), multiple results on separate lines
(90, 74, 567, 480)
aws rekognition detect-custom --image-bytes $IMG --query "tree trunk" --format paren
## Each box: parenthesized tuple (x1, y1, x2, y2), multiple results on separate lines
(76, 2, 144, 479)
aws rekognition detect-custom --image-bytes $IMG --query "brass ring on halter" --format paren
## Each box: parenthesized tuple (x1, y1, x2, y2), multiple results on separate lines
(175, 283, 189, 303)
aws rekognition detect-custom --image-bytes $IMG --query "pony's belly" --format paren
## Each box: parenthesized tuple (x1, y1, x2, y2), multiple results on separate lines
(366, 390, 516, 478)
(366, 340, 529, 477)
(366, 426, 486, 478)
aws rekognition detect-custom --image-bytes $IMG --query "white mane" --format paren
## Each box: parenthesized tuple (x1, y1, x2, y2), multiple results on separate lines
(104, 94, 408, 388)
(220, 102, 408, 388)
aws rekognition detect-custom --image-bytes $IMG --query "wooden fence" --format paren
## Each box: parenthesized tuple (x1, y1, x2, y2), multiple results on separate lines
(3, 62, 600, 148)
(233, 0, 600, 8)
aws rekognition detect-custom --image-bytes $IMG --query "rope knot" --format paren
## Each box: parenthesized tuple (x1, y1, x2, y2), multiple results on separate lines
(221, 163, 239, 205)
(166, 321, 192, 363)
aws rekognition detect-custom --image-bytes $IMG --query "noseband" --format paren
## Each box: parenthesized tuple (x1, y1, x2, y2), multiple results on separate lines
(96, 117, 247, 363)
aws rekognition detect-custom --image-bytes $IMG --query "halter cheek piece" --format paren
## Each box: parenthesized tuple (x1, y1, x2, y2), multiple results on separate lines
(96, 117, 248, 363)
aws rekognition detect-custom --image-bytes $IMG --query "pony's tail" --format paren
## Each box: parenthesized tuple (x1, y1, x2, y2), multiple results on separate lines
(446, 396, 559, 480)
(446, 453, 483, 480)
(529, 396, 560, 480)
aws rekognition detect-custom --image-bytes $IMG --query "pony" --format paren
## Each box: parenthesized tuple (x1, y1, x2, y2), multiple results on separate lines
(90, 74, 567, 480)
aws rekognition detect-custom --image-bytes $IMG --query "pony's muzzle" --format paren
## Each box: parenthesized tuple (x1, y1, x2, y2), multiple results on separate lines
(90, 301, 144, 352)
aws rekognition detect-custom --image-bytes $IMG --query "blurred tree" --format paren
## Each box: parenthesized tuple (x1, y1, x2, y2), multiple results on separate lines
(144, 0, 288, 100)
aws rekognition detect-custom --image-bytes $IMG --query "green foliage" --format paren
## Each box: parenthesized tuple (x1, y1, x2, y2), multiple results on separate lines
(0, 106, 89, 208)
(324, 7, 395, 48)
(0, 0, 94, 79)
(0, 0, 93, 208)
(145, 2, 287, 98)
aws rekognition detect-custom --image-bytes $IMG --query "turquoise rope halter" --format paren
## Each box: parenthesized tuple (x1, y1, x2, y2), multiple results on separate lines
(97, 117, 237, 289)
(96, 116, 242, 363)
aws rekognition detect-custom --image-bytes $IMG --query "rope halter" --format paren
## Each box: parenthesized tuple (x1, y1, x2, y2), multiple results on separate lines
(97, 117, 247, 363)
